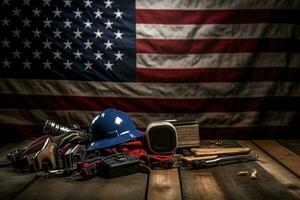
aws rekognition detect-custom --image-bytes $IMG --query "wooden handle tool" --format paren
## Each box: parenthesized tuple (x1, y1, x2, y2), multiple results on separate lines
(191, 147, 251, 157)
(180, 155, 218, 163)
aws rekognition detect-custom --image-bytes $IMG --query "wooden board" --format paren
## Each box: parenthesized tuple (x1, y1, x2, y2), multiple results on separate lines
(238, 140, 300, 198)
(180, 140, 299, 200)
(253, 140, 300, 178)
(1, 140, 300, 200)
(180, 161, 298, 200)
(277, 140, 300, 156)
(0, 141, 37, 200)
(147, 168, 181, 200)
(14, 173, 148, 200)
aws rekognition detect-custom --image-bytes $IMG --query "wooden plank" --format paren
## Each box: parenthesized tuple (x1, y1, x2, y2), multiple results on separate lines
(180, 140, 299, 200)
(181, 162, 298, 200)
(180, 170, 225, 200)
(0, 141, 37, 200)
(253, 140, 300, 178)
(147, 168, 181, 200)
(277, 140, 300, 156)
(14, 173, 148, 200)
(238, 140, 300, 198)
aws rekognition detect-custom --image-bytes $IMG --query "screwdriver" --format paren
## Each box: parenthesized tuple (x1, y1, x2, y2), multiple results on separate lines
(67, 156, 104, 180)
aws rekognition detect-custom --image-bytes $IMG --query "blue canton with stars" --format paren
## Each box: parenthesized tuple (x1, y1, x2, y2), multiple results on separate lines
(0, 0, 136, 82)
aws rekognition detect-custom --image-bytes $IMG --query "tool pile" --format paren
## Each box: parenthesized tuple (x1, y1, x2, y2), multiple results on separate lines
(5, 108, 258, 180)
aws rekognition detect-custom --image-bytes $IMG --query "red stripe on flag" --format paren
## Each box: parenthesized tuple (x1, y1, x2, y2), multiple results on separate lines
(1, 94, 299, 113)
(137, 68, 300, 83)
(136, 9, 300, 24)
(137, 38, 293, 54)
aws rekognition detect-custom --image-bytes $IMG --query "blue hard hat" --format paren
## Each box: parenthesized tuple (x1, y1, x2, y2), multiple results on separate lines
(87, 108, 144, 150)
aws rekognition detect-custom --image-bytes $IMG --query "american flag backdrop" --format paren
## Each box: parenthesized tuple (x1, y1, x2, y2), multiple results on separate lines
(0, 0, 300, 142)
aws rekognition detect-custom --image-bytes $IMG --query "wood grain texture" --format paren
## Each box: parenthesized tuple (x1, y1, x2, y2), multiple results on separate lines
(253, 140, 300, 178)
(181, 158, 299, 200)
(277, 140, 300, 156)
(180, 140, 299, 200)
(180, 170, 225, 200)
(0, 141, 37, 200)
(147, 168, 181, 200)
(14, 173, 148, 200)
(238, 140, 300, 198)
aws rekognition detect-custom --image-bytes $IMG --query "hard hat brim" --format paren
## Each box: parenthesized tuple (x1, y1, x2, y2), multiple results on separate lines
(87, 130, 144, 150)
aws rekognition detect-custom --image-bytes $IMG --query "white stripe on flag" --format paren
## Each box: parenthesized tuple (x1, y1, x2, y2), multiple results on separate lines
(0, 109, 296, 128)
(1, 79, 300, 98)
(136, 0, 300, 10)
(137, 24, 296, 39)
(137, 53, 291, 69)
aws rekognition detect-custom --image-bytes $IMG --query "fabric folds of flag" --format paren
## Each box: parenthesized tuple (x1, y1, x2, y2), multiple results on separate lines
(0, 0, 300, 142)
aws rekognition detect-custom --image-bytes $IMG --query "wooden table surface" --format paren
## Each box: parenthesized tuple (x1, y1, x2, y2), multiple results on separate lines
(0, 140, 299, 200)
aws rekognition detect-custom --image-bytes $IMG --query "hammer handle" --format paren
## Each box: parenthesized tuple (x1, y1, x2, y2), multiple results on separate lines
(181, 155, 218, 163)
(192, 147, 250, 157)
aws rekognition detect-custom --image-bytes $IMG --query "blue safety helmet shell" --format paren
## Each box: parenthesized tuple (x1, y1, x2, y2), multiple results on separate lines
(87, 108, 144, 150)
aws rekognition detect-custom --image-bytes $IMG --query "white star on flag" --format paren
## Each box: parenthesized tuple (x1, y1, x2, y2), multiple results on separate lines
(104, 0, 113, 8)
(84, 39, 93, 49)
(64, 19, 72, 28)
(12, 29, 21, 38)
(84, 60, 93, 70)
(94, 30, 103, 39)
(1, 17, 10, 26)
(114, 30, 123, 39)
(22, 18, 31, 27)
(53, 8, 62, 17)
(114, 50, 124, 61)
(94, 9, 103, 19)
(43, 0, 51, 6)
(12, 50, 21, 58)
(74, 28, 83, 38)
(104, 60, 113, 70)
(43, 60, 52, 69)
(23, 60, 31, 69)
(32, 8, 41, 16)
(32, 29, 41, 38)
(33, 50, 41, 59)
(64, 60, 73, 70)
(64, 39, 72, 49)
(23, 0, 30, 6)
(43, 18, 52, 28)
(114, 9, 123, 19)
(23, 39, 31, 48)
(2, 59, 11, 68)
(53, 28, 62, 38)
(63, 0, 71, 7)
(84, 0, 92, 8)
(2, 38, 10, 48)
(74, 50, 83, 59)
(3, 0, 10, 6)
(12, 7, 21, 16)
(84, 19, 93, 28)
(104, 40, 113, 50)
(74, 8, 82, 18)
(53, 50, 62, 59)
(104, 19, 113, 29)
(94, 51, 103, 60)
(43, 39, 52, 49)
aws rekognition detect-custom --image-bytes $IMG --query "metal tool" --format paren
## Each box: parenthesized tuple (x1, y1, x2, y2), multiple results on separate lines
(191, 154, 258, 169)
(66, 156, 104, 180)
